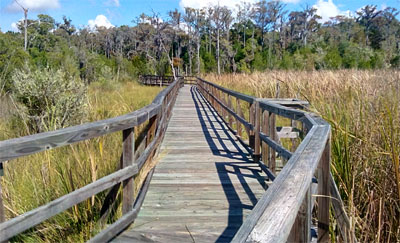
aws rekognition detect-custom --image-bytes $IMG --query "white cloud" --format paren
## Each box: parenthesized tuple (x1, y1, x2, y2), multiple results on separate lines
(281, 0, 301, 3)
(179, 0, 255, 10)
(7, 0, 60, 12)
(11, 22, 19, 32)
(105, 0, 120, 7)
(179, 0, 300, 11)
(313, 0, 350, 23)
(10, 18, 24, 32)
(88, 15, 114, 30)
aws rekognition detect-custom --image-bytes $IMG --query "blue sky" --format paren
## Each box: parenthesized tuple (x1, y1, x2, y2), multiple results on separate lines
(0, 0, 399, 32)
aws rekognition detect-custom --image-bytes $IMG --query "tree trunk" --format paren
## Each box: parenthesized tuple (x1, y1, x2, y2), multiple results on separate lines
(209, 29, 212, 54)
(217, 28, 220, 75)
(196, 37, 201, 74)
(24, 9, 28, 51)
(188, 39, 192, 75)
(251, 27, 255, 58)
(243, 25, 246, 47)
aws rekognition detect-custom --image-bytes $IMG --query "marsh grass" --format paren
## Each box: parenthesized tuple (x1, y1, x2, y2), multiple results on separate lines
(205, 70, 400, 242)
(0, 80, 163, 242)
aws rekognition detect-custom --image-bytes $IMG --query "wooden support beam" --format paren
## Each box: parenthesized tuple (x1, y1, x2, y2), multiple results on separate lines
(228, 95, 234, 129)
(291, 120, 298, 152)
(262, 111, 270, 166)
(147, 116, 157, 146)
(236, 98, 242, 137)
(318, 136, 331, 242)
(276, 126, 299, 139)
(259, 133, 293, 160)
(122, 128, 135, 214)
(254, 101, 261, 163)
(0, 164, 139, 242)
(249, 103, 255, 150)
(330, 173, 356, 242)
(0, 176, 5, 223)
(269, 113, 276, 173)
(288, 186, 311, 242)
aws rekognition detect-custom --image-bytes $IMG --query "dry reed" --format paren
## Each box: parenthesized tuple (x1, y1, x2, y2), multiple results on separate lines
(205, 70, 400, 242)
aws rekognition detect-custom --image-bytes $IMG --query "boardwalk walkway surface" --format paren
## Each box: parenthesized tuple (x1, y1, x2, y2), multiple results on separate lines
(113, 85, 271, 242)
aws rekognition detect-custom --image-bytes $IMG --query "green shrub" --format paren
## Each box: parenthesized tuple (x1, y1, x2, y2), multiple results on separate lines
(252, 52, 266, 71)
(12, 66, 87, 132)
(391, 55, 400, 68)
(324, 48, 342, 69)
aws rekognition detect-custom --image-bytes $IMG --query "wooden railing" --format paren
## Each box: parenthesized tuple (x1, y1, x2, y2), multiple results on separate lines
(139, 75, 197, 86)
(196, 78, 355, 242)
(0, 79, 183, 242)
(0, 77, 354, 242)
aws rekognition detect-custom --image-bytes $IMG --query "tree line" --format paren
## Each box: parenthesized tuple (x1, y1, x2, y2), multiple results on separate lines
(1, 2, 400, 91)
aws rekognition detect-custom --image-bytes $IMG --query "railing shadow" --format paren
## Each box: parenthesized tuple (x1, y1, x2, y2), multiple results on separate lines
(190, 86, 269, 242)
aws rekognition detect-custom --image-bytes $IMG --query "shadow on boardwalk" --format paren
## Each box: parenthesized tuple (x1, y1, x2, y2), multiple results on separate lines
(191, 86, 269, 242)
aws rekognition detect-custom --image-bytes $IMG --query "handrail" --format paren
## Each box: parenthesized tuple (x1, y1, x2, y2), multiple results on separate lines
(196, 78, 353, 242)
(0, 77, 354, 242)
(0, 78, 183, 242)
(139, 75, 197, 86)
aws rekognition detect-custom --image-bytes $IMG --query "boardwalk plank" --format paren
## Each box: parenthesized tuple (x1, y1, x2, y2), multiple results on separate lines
(112, 85, 270, 242)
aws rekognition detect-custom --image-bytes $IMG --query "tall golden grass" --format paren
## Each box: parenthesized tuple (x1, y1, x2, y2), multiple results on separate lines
(0, 81, 163, 242)
(205, 70, 400, 242)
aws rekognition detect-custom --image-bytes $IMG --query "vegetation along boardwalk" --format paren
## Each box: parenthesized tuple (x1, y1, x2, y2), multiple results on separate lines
(113, 85, 269, 242)
(0, 77, 354, 242)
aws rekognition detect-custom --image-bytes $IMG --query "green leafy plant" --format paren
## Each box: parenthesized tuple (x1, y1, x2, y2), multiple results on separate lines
(12, 66, 87, 132)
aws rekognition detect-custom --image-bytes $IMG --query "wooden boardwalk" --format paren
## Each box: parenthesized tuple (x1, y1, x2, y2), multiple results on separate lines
(0, 77, 348, 243)
(113, 85, 271, 242)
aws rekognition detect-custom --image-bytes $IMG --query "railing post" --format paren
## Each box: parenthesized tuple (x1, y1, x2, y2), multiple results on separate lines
(227, 95, 233, 128)
(262, 110, 269, 166)
(254, 101, 261, 163)
(288, 186, 311, 242)
(220, 92, 224, 119)
(236, 98, 242, 137)
(249, 103, 255, 149)
(0, 163, 5, 223)
(122, 127, 135, 214)
(269, 113, 276, 173)
(223, 94, 228, 122)
(218, 90, 223, 115)
(212, 86, 216, 109)
(147, 116, 158, 146)
(318, 134, 331, 242)
(291, 120, 298, 152)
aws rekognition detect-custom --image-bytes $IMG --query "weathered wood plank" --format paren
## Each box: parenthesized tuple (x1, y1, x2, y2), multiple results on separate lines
(0, 164, 139, 242)
(122, 128, 135, 214)
(269, 113, 277, 173)
(277, 126, 299, 139)
(231, 125, 330, 243)
(259, 99, 305, 121)
(330, 173, 357, 242)
(198, 78, 255, 104)
(259, 98, 309, 107)
(318, 135, 331, 242)
(113, 85, 268, 242)
(288, 186, 311, 242)
(259, 132, 293, 160)
(0, 181, 4, 223)
(197, 82, 253, 131)
(0, 79, 182, 162)
(254, 101, 261, 162)
(89, 169, 155, 243)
